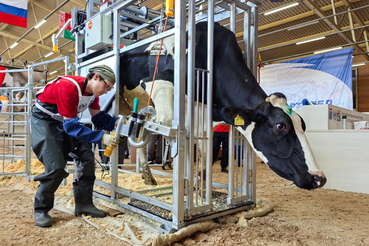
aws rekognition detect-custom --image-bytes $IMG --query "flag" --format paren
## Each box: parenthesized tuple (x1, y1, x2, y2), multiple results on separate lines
(0, 0, 28, 28)
(59, 11, 75, 41)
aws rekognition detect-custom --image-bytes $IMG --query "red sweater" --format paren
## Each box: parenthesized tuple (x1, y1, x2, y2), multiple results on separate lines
(214, 125, 229, 132)
(37, 76, 100, 118)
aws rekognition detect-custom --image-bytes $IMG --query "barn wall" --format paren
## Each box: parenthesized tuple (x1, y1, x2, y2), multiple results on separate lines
(353, 48, 369, 112)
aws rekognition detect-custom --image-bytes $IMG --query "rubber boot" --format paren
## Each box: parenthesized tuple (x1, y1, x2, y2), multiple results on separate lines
(73, 179, 107, 218)
(34, 211, 53, 227)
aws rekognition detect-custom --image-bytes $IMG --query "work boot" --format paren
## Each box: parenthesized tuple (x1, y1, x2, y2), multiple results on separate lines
(73, 179, 107, 218)
(34, 211, 52, 227)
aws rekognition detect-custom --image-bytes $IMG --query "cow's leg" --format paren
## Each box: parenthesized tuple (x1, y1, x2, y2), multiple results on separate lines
(139, 79, 174, 185)
(136, 145, 157, 185)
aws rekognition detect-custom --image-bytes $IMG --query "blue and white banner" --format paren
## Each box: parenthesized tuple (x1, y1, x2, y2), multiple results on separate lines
(260, 48, 353, 110)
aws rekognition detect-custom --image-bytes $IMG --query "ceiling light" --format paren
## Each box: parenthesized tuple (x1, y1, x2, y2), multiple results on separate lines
(314, 47, 342, 54)
(44, 52, 53, 58)
(10, 42, 18, 49)
(264, 3, 299, 16)
(352, 63, 365, 67)
(287, 20, 320, 31)
(34, 20, 46, 29)
(296, 36, 325, 45)
(49, 70, 58, 75)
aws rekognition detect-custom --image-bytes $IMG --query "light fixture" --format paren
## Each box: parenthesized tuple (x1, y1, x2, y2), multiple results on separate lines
(287, 20, 320, 31)
(44, 52, 53, 58)
(296, 36, 325, 45)
(264, 2, 299, 16)
(49, 70, 58, 75)
(34, 19, 46, 29)
(314, 47, 342, 54)
(352, 63, 365, 67)
(10, 42, 18, 49)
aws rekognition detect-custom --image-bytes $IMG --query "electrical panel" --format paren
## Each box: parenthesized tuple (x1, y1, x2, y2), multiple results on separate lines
(85, 14, 112, 50)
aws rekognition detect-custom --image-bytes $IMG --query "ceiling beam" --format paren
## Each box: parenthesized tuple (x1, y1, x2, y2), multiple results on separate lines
(342, 0, 369, 33)
(0, 29, 71, 56)
(303, 0, 369, 60)
(12, 26, 60, 58)
(259, 20, 369, 51)
(236, 0, 362, 38)
(341, 0, 369, 52)
(0, 24, 8, 31)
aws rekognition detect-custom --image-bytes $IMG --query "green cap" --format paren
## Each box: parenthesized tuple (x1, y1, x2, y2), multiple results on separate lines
(89, 65, 116, 84)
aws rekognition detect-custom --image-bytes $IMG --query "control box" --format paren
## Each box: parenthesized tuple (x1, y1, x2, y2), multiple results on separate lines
(85, 14, 112, 50)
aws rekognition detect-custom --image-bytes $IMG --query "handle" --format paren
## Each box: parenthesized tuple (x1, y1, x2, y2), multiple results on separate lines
(103, 133, 116, 157)
(133, 98, 139, 113)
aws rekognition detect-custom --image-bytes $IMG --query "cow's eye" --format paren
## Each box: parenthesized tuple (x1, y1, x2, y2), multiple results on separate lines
(276, 123, 286, 130)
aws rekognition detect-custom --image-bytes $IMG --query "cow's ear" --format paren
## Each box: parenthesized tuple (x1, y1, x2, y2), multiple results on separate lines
(252, 101, 270, 123)
(221, 107, 254, 128)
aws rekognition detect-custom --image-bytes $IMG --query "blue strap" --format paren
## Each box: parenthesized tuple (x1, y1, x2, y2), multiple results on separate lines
(63, 117, 104, 143)
(91, 111, 119, 131)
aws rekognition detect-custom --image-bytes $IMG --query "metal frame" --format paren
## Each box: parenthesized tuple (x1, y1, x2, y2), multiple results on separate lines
(0, 57, 69, 179)
(64, 0, 261, 232)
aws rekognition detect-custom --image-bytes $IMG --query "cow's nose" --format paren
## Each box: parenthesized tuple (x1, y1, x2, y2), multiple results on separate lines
(313, 174, 327, 188)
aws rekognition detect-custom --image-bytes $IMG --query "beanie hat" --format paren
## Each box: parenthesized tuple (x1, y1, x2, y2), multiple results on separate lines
(89, 65, 116, 84)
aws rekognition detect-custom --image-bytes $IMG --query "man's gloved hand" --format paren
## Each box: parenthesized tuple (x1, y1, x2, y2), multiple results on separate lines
(102, 134, 119, 148)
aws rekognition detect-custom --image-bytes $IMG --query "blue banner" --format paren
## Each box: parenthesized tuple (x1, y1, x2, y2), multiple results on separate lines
(260, 48, 353, 110)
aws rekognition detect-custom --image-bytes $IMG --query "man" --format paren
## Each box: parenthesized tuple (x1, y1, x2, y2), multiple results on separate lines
(147, 135, 163, 164)
(31, 65, 119, 227)
(212, 124, 229, 173)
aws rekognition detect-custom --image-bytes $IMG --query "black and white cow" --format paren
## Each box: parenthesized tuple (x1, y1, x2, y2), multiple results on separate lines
(119, 22, 327, 190)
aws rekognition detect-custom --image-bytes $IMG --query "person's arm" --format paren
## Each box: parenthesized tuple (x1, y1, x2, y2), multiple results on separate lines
(91, 110, 119, 131)
(63, 116, 104, 143)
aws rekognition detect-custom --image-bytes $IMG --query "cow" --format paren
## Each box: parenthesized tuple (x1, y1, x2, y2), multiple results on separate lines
(118, 22, 327, 190)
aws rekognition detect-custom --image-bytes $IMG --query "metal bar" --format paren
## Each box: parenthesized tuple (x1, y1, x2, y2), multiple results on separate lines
(0, 69, 29, 73)
(76, 50, 115, 69)
(184, 202, 255, 226)
(223, 0, 252, 11)
(120, 16, 161, 39)
(186, 204, 213, 214)
(186, 0, 196, 211)
(200, 72, 205, 205)
(172, 0, 187, 230)
(94, 180, 173, 211)
(119, 28, 175, 54)
(110, 8, 121, 202)
(227, 126, 235, 203)
(242, 138, 248, 196)
(229, 195, 251, 204)
(93, 191, 172, 226)
(230, 2, 236, 33)
(206, 0, 214, 205)
(195, 71, 200, 207)
(244, 9, 251, 67)
(250, 6, 258, 76)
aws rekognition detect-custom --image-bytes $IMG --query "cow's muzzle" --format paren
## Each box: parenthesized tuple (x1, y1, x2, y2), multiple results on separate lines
(312, 174, 327, 188)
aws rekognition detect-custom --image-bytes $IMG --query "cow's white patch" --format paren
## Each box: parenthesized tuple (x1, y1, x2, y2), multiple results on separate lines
(236, 123, 269, 165)
(142, 80, 174, 126)
(144, 35, 175, 57)
(267, 95, 323, 175)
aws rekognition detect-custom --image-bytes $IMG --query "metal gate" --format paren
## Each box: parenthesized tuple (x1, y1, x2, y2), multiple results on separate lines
(70, 0, 262, 232)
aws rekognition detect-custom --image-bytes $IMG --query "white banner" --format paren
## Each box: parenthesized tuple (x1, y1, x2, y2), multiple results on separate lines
(260, 48, 353, 110)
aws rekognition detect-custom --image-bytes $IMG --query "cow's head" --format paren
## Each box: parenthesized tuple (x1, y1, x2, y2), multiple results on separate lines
(221, 93, 326, 190)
